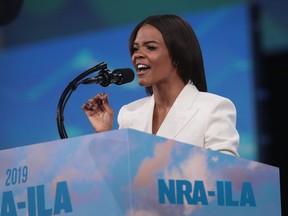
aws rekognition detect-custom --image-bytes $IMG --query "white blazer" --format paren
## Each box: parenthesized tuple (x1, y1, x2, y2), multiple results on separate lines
(118, 83, 239, 157)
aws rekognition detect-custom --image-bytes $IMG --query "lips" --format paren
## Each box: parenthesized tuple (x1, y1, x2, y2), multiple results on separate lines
(136, 63, 150, 75)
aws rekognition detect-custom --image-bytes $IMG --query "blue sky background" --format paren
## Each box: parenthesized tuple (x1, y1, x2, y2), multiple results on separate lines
(0, 3, 257, 160)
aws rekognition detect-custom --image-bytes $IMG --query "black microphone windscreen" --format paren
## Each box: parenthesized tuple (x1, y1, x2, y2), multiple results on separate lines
(114, 68, 135, 85)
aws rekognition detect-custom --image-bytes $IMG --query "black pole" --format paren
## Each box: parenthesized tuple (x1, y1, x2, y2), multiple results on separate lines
(56, 62, 107, 139)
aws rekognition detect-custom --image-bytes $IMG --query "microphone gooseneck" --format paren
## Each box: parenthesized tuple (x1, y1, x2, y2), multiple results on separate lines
(56, 62, 134, 140)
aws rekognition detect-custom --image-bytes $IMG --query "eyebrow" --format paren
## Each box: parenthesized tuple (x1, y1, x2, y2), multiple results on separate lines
(133, 40, 160, 46)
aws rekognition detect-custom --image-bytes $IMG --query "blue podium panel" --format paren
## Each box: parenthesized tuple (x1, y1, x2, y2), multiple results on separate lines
(0, 129, 281, 216)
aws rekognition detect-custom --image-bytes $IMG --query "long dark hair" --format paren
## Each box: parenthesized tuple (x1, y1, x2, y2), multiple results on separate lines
(129, 14, 207, 95)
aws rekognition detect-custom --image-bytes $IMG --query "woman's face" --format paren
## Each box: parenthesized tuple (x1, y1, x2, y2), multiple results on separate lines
(131, 24, 177, 87)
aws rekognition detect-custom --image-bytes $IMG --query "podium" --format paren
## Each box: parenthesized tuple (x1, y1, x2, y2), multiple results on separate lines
(0, 129, 281, 215)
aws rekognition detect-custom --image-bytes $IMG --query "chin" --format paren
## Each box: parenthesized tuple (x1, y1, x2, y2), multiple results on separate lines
(138, 82, 150, 88)
(137, 79, 145, 87)
(137, 78, 152, 87)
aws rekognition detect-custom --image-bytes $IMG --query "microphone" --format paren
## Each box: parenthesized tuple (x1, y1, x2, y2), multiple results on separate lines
(82, 68, 135, 87)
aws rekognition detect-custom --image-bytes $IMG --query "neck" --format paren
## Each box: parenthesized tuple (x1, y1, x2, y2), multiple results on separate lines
(153, 81, 185, 108)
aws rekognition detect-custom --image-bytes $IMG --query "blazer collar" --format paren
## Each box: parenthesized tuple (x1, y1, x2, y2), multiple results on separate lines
(135, 83, 199, 138)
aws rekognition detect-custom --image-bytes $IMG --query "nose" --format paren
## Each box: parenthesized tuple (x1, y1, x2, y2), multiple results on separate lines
(132, 49, 146, 63)
(133, 50, 145, 58)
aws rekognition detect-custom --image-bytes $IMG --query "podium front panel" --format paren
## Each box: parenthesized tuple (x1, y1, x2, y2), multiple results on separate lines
(0, 129, 281, 215)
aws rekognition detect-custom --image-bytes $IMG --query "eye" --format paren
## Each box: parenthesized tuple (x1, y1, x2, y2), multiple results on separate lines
(131, 46, 139, 54)
(147, 45, 156, 51)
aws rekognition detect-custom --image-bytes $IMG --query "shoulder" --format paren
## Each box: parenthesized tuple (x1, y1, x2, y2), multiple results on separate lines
(193, 91, 238, 128)
(197, 91, 236, 110)
(121, 96, 152, 111)
(198, 91, 234, 103)
(182, 84, 236, 110)
(118, 96, 153, 117)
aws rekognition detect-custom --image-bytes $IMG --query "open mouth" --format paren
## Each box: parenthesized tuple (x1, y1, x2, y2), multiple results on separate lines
(137, 64, 150, 74)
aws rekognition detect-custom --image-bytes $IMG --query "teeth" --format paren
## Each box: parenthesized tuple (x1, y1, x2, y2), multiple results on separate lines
(137, 64, 148, 69)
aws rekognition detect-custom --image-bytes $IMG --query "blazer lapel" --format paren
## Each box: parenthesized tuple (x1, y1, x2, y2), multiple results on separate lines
(156, 84, 199, 140)
(132, 96, 155, 133)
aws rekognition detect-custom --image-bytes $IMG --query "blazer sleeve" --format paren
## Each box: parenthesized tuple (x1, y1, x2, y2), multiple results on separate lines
(204, 97, 240, 157)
